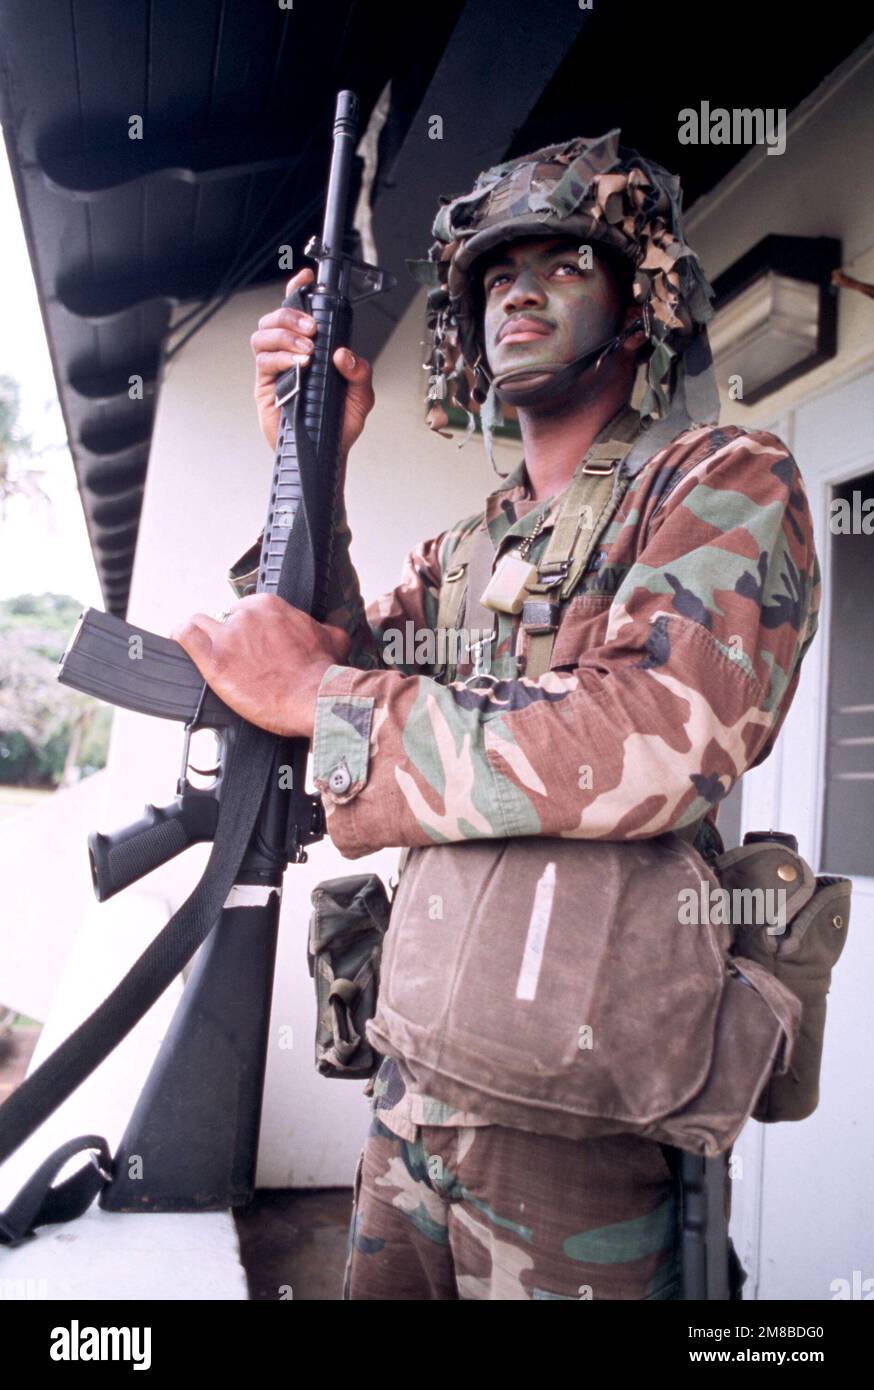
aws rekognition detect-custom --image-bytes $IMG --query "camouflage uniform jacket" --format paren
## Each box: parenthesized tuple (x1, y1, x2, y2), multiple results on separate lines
(229, 407, 821, 1141)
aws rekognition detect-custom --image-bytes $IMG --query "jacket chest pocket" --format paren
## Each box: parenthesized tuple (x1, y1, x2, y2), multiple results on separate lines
(544, 593, 613, 670)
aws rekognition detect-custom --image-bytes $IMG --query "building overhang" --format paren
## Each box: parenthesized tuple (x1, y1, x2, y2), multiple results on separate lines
(1, 0, 869, 614)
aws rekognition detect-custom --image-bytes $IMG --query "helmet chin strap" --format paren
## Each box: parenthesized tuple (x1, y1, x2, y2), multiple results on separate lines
(489, 318, 645, 409)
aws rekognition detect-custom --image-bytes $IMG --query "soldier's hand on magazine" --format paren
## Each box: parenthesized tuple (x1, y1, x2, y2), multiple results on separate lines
(172, 593, 352, 739)
(251, 267, 375, 465)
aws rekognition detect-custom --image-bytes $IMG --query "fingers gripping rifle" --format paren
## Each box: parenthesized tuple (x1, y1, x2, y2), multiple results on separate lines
(0, 91, 394, 1239)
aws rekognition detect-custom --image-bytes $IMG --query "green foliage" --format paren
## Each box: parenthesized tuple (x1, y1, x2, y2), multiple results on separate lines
(0, 593, 110, 788)
(2, 592, 81, 626)
(0, 374, 47, 515)
(0, 378, 106, 787)
(0, 374, 30, 457)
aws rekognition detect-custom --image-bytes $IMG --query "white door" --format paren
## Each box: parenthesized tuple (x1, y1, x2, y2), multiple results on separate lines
(729, 366, 874, 1300)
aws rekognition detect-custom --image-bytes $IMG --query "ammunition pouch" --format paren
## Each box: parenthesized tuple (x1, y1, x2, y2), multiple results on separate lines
(308, 874, 392, 1079)
(716, 839, 851, 1122)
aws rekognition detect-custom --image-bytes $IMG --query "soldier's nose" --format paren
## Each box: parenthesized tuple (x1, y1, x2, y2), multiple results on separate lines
(502, 269, 546, 309)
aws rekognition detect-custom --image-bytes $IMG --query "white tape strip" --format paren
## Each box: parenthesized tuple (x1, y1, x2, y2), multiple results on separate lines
(223, 885, 280, 909)
(515, 861, 556, 1001)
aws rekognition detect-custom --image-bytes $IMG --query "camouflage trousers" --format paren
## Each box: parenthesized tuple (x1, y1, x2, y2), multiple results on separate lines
(343, 1115, 682, 1300)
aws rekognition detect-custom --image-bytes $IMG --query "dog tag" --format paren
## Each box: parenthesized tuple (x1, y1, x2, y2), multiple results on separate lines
(481, 552, 538, 614)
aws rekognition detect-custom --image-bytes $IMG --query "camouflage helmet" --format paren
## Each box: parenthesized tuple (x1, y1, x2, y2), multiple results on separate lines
(407, 128, 719, 451)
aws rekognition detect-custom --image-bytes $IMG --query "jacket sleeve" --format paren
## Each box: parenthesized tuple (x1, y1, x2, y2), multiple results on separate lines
(310, 429, 821, 858)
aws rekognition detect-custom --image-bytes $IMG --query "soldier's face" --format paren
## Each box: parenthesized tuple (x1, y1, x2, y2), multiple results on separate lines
(480, 235, 624, 381)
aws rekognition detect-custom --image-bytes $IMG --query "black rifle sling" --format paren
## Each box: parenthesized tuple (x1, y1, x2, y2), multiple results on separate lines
(0, 331, 317, 1244)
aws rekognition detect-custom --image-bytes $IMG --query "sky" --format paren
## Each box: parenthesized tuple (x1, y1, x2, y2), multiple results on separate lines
(0, 139, 101, 607)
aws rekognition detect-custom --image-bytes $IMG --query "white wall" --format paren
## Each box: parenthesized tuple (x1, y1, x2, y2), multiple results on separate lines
(0, 771, 108, 1019)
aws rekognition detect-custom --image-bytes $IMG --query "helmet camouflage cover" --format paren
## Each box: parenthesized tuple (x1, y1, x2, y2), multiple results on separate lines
(407, 128, 719, 447)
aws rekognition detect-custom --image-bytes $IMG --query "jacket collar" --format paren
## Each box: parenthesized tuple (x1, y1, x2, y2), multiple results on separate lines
(483, 403, 643, 534)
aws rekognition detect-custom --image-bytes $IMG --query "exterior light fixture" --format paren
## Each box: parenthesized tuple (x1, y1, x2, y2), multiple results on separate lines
(708, 235, 840, 405)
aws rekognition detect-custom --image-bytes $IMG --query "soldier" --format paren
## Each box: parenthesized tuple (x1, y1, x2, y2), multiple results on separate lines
(174, 132, 820, 1299)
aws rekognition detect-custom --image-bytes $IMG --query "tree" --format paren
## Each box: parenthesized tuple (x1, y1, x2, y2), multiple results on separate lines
(0, 375, 50, 519)
(0, 378, 109, 786)
(0, 594, 111, 787)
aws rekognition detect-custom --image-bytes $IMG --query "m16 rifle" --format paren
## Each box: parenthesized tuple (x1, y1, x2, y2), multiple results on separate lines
(0, 90, 394, 1234)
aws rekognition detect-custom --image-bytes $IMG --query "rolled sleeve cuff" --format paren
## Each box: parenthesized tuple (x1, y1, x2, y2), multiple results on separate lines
(312, 664, 375, 819)
(227, 535, 263, 598)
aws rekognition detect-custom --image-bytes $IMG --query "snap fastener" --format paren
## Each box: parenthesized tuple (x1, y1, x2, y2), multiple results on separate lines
(328, 763, 352, 794)
(832, 914, 844, 929)
(777, 862, 798, 882)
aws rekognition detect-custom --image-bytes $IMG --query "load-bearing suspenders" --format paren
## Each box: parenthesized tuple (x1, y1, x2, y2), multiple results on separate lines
(435, 437, 633, 683)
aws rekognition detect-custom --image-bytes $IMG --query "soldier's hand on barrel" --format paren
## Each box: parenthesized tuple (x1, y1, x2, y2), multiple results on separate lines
(251, 268, 375, 462)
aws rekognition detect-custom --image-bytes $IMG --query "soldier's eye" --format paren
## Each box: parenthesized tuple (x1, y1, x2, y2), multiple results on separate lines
(555, 262, 583, 276)
(486, 272, 511, 292)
